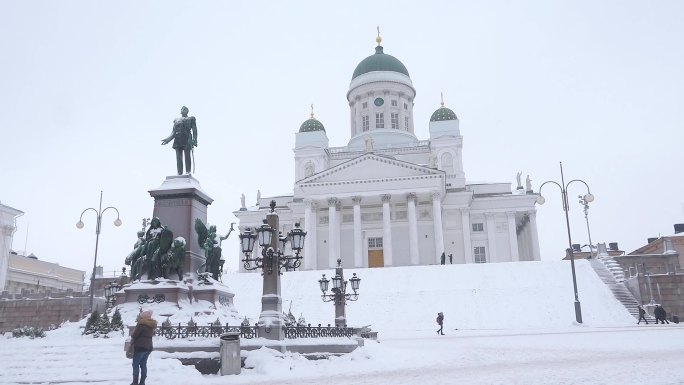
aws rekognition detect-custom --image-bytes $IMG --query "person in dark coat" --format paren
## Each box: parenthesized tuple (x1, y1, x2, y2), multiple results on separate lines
(130, 310, 158, 385)
(637, 305, 648, 324)
(654, 305, 670, 324)
(436, 312, 444, 335)
(448, 253, 453, 264)
(440, 252, 446, 265)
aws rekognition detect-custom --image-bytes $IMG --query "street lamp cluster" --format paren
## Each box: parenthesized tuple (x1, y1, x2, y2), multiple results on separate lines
(318, 258, 361, 327)
(537, 162, 594, 324)
(76, 191, 122, 313)
(238, 201, 307, 274)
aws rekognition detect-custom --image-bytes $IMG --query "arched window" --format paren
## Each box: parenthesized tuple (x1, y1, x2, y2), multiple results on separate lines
(440, 152, 454, 174)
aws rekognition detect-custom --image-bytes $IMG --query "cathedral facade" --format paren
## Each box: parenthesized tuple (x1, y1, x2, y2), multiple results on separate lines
(234, 37, 541, 271)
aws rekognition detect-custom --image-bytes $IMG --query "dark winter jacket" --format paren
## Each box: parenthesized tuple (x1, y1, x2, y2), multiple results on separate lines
(654, 306, 666, 320)
(132, 317, 158, 352)
(436, 314, 444, 326)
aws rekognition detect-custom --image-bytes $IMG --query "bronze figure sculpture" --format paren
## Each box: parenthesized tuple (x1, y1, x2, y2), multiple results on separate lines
(162, 106, 198, 175)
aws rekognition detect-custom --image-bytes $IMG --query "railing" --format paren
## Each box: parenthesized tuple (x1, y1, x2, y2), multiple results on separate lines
(283, 324, 355, 338)
(156, 324, 257, 339)
(155, 323, 355, 340)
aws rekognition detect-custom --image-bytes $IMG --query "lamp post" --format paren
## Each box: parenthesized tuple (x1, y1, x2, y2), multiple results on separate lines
(536, 162, 594, 324)
(238, 200, 306, 340)
(76, 191, 122, 313)
(578, 195, 595, 258)
(318, 258, 361, 327)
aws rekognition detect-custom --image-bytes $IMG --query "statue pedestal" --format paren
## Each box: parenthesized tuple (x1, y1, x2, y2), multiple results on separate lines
(149, 175, 213, 278)
(114, 279, 236, 310)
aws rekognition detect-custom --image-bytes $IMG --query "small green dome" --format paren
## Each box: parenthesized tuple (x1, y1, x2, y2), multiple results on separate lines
(299, 117, 325, 133)
(430, 107, 458, 122)
(352, 46, 410, 80)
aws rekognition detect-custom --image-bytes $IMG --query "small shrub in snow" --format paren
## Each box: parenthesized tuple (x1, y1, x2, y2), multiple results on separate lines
(99, 312, 112, 334)
(83, 310, 101, 335)
(12, 326, 46, 339)
(241, 316, 251, 327)
(110, 308, 124, 331)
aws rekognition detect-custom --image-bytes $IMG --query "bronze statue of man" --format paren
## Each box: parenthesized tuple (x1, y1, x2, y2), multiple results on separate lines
(162, 106, 198, 175)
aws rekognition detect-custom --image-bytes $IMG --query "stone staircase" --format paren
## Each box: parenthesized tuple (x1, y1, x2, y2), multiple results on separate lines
(589, 258, 655, 323)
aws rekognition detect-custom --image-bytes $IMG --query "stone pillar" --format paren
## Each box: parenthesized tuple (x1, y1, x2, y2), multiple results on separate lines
(432, 191, 445, 264)
(257, 208, 284, 340)
(460, 208, 472, 263)
(507, 212, 520, 262)
(304, 200, 317, 270)
(381, 194, 393, 266)
(148, 175, 213, 278)
(328, 198, 338, 268)
(407, 193, 419, 265)
(1, 224, 17, 292)
(485, 213, 497, 263)
(352, 196, 363, 267)
(336, 201, 342, 266)
(528, 210, 541, 261)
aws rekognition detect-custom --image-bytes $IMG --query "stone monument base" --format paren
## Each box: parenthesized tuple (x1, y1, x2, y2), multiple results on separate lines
(114, 278, 235, 310)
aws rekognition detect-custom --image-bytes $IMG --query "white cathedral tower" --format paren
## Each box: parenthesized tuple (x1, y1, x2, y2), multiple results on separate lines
(234, 34, 540, 271)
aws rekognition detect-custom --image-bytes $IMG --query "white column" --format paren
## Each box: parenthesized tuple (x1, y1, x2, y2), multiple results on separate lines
(336, 201, 342, 266)
(485, 213, 497, 263)
(381, 194, 393, 266)
(328, 197, 338, 268)
(1, 225, 17, 291)
(528, 210, 541, 261)
(304, 200, 317, 270)
(432, 191, 445, 264)
(352, 196, 363, 267)
(507, 211, 520, 262)
(407, 193, 419, 265)
(460, 208, 472, 263)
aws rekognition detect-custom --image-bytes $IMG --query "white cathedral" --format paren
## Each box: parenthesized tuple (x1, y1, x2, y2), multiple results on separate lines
(234, 35, 541, 271)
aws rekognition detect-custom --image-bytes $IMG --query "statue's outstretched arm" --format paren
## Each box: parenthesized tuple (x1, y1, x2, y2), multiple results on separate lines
(161, 124, 175, 145)
(219, 223, 235, 245)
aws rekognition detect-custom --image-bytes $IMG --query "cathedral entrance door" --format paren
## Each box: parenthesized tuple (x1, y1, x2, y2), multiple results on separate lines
(368, 250, 384, 268)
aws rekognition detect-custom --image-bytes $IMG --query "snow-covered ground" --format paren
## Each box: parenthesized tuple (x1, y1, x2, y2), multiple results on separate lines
(2, 260, 683, 384)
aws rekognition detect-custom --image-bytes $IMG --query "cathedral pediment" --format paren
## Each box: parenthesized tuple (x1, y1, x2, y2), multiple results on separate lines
(298, 153, 443, 187)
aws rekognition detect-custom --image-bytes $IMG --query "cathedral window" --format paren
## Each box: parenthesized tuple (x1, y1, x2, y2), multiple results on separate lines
(391, 113, 399, 129)
(362, 115, 369, 131)
(472, 223, 484, 232)
(362, 101, 368, 109)
(404, 116, 409, 130)
(474, 246, 487, 263)
(375, 113, 384, 129)
(368, 237, 383, 249)
(391, 100, 398, 107)
(404, 102, 408, 110)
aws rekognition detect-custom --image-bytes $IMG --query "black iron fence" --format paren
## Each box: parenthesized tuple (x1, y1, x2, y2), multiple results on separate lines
(155, 323, 354, 340)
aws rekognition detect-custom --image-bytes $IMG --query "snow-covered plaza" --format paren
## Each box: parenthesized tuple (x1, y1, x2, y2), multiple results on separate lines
(3, 261, 684, 385)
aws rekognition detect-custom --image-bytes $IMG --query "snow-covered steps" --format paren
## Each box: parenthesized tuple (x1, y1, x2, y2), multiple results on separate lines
(589, 259, 655, 323)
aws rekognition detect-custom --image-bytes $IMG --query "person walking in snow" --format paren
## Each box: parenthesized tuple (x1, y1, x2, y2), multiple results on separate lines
(654, 305, 669, 324)
(637, 305, 648, 324)
(448, 253, 453, 264)
(130, 310, 158, 385)
(436, 312, 445, 335)
(440, 252, 446, 265)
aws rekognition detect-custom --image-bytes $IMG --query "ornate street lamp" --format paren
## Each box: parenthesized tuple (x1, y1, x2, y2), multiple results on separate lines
(237, 200, 307, 340)
(319, 258, 361, 327)
(239, 203, 306, 275)
(537, 162, 594, 324)
(76, 191, 122, 313)
(578, 195, 595, 258)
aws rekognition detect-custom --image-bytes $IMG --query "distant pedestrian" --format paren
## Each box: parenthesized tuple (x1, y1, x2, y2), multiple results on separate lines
(654, 305, 670, 324)
(436, 312, 445, 335)
(440, 252, 446, 265)
(637, 305, 648, 324)
(448, 253, 453, 264)
(130, 310, 158, 385)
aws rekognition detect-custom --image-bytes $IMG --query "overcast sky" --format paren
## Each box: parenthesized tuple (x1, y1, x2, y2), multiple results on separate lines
(2, 1, 682, 279)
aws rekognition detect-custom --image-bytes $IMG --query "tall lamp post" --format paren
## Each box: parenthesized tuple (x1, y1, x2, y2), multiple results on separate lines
(536, 162, 594, 324)
(318, 258, 361, 327)
(76, 191, 122, 313)
(238, 200, 306, 340)
(578, 195, 595, 258)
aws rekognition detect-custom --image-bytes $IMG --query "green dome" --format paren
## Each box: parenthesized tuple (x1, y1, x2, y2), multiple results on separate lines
(352, 46, 410, 80)
(430, 106, 458, 122)
(299, 117, 325, 133)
